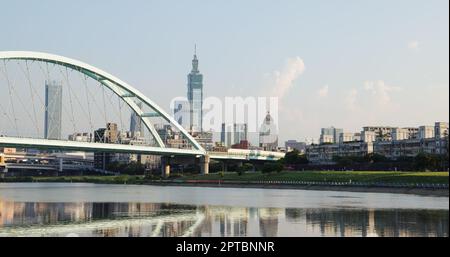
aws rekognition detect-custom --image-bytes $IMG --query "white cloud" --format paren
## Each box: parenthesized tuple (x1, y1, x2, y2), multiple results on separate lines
(408, 40, 420, 50)
(272, 57, 305, 99)
(345, 88, 358, 111)
(363, 80, 401, 105)
(317, 85, 329, 98)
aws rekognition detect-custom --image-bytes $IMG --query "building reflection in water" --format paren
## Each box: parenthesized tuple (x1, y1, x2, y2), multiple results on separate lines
(0, 199, 447, 237)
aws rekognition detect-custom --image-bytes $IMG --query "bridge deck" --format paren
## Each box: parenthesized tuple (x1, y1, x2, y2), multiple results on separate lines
(0, 137, 284, 161)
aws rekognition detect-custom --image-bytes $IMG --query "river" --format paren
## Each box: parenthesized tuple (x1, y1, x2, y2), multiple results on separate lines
(0, 183, 448, 237)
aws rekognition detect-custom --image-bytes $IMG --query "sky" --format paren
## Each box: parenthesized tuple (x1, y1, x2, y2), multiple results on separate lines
(1, 0, 449, 144)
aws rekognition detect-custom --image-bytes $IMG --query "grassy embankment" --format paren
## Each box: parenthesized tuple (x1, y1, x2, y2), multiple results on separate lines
(1, 171, 448, 185)
(0, 175, 146, 184)
(180, 171, 449, 184)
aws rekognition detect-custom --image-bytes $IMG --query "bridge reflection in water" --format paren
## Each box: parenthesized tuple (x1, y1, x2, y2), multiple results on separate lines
(0, 200, 447, 237)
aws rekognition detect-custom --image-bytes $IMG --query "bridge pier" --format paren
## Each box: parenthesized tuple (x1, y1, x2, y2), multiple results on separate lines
(161, 156, 171, 178)
(58, 158, 63, 173)
(200, 155, 210, 175)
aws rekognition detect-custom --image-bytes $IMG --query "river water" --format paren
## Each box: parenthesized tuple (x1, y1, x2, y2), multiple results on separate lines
(0, 183, 448, 237)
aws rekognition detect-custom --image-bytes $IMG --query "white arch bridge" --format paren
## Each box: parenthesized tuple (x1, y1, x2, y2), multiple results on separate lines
(0, 51, 284, 176)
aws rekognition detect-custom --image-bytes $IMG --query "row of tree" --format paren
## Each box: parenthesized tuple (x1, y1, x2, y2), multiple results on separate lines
(331, 153, 448, 171)
(277, 149, 448, 171)
(106, 161, 146, 175)
(105, 148, 448, 176)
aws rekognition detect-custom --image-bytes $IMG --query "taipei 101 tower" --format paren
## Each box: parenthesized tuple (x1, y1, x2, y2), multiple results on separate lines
(187, 45, 203, 132)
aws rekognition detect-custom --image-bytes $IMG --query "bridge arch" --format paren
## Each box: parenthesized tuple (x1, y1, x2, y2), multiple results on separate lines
(0, 51, 205, 153)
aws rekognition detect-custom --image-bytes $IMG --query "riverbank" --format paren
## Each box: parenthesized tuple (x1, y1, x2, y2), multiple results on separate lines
(144, 181, 449, 197)
(1, 171, 448, 196)
(181, 171, 450, 184)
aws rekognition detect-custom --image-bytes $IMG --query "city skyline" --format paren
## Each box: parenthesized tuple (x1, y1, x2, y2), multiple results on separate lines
(0, 0, 448, 144)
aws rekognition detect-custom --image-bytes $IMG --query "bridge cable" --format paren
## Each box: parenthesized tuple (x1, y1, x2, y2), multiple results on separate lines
(1, 60, 20, 136)
(17, 61, 56, 137)
(38, 61, 80, 139)
(62, 66, 111, 139)
(118, 95, 125, 135)
(74, 67, 107, 130)
(0, 94, 16, 136)
(59, 66, 77, 133)
(0, 63, 17, 134)
(3, 61, 42, 137)
(101, 82, 108, 129)
(102, 88, 127, 133)
(82, 73, 95, 137)
(18, 61, 41, 136)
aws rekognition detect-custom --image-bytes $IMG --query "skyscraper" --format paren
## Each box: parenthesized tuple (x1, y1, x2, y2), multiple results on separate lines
(187, 46, 203, 132)
(173, 99, 190, 131)
(130, 101, 144, 138)
(259, 112, 278, 151)
(44, 80, 62, 140)
(233, 123, 248, 145)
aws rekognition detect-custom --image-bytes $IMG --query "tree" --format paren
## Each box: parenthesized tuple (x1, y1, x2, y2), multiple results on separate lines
(414, 153, 439, 171)
(262, 163, 283, 174)
(282, 149, 309, 165)
(237, 163, 254, 176)
(369, 153, 388, 163)
(333, 156, 353, 167)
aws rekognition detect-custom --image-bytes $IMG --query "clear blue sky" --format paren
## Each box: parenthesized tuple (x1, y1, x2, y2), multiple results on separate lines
(1, 0, 449, 143)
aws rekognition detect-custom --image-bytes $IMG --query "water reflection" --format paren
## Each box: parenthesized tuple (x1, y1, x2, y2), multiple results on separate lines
(0, 200, 447, 237)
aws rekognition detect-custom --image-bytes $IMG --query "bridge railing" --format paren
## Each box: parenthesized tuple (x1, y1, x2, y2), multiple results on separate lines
(162, 179, 449, 190)
(208, 149, 285, 160)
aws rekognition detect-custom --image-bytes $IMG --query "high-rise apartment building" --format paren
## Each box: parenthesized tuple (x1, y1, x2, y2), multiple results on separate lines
(419, 126, 435, 139)
(435, 122, 449, 139)
(320, 127, 343, 144)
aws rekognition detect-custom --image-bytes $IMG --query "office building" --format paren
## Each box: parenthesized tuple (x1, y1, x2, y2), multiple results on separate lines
(68, 132, 91, 142)
(320, 134, 334, 144)
(285, 140, 306, 153)
(130, 101, 144, 138)
(233, 123, 248, 145)
(220, 123, 248, 147)
(93, 123, 118, 170)
(221, 123, 233, 147)
(44, 80, 63, 140)
(320, 127, 343, 144)
(173, 99, 191, 131)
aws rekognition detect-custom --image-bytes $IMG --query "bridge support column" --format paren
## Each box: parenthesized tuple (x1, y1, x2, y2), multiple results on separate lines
(58, 158, 63, 173)
(200, 155, 210, 175)
(161, 156, 171, 178)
